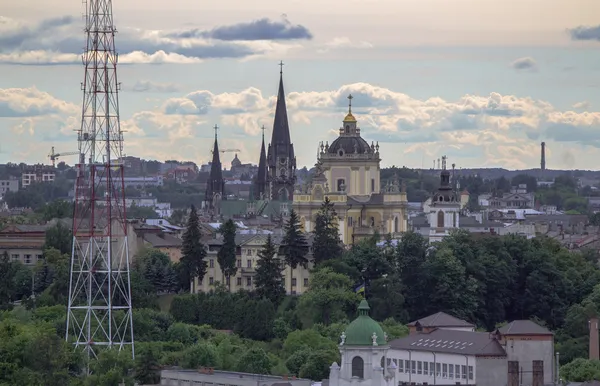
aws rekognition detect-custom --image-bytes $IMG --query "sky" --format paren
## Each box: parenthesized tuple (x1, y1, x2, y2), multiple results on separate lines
(1, 0, 600, 170)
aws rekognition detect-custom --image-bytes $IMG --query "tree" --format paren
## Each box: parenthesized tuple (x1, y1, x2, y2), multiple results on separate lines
(179, 205, 207, 292)
(217, 219, 238, 289)
(281, 209, 308, 292)
(312, 197, 343, 265)
(134, 345, 161, 385)
(254, 235, 285, 305)
(43, 222, 72, 255)
(134, 248, 178, 294)
(40, 200, 73, 221)
(0, 251, 16, 305)
(234, 347, 272, 375)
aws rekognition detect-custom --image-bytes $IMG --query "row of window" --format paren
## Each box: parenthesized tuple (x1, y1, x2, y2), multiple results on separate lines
(397, 360, 473, 380)
(335, 178, 376, 193)
(11, 254, 43, 265)
(206, 276, 309, 287)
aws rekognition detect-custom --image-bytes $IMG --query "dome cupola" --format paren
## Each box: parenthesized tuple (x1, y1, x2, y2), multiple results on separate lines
(344, 299, 387, 346)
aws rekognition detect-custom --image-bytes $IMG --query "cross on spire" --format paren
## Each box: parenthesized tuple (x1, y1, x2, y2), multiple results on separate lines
(347, 94, 353, 114)
(213, 124, 219, 138)
(261, 124, 266, 138)
(278, 60, 284, 75)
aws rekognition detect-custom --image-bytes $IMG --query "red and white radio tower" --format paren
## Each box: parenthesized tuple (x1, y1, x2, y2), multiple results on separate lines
(65, 0, 134, 361)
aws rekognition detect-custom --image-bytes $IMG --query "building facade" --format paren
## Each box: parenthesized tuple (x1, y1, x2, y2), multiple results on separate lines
(0, 178, 19, 198)
(0, 224, 48, 265)
(293, 98, 408, 245)
(427, 158, 462, 242)
(22, 165, 55, 187)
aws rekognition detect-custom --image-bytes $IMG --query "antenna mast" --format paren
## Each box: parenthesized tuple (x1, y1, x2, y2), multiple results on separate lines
(66, 0, 134, 363)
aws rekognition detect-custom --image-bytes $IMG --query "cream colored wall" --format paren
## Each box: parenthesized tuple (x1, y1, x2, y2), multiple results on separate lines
(323, 161, 380, 196)
(0, 247, 44, 266)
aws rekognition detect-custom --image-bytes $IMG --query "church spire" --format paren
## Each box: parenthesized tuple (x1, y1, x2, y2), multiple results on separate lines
(271, 61, 292, 146)
(206, 124, 224, 206)
(256, 125, 268, 200)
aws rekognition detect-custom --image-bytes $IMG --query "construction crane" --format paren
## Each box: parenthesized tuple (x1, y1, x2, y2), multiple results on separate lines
(221, 149, 241, 153)
(48, 146, 79, 167)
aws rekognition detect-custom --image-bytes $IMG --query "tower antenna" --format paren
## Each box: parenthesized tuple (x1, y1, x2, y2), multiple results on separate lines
(66, 0, 135, 365)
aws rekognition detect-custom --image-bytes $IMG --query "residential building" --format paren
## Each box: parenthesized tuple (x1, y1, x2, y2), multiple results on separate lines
(22, 165, 55, 187)
(0, 178, 19, 197)
(294, 98, 408, 245)
(141, 232, 183, 263)
(0, 224, 48, 265)
(194, 233, 314, 295)
(479, 184, 535, 210)
(119, 175, 163, 188)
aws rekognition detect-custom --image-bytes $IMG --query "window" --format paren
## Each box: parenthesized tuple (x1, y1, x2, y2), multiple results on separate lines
(462, 365, 467, 379)
(423, 362, 428, 376)
(337, 179, 345, 192)
(209, 259, 214, 268)
(371, 178, 375, 192)
(246, 277, 252, 287)
(398, 360, 404, 373)
(455, 365, 460, 379)
(236, 277, 242, 286)
(370, 217, 375, 227)
(24, 254, 32, 265)
(348, 217, 353, 227)
(449, 363, 454, 379)
(417, 361, 422, 375)
(405, 360, 410, 374)
(411, 360, 416, 374)
(247, 260, 252, 268)
(468, 366, 473, 380)
(394, 217, 398, 233)
(226, 277, 230, 286)
(351, 356, 364, 378)
(436, 363, 441, 377)
(247, 249, 253, 256)
(291, 278, 297, 287)
(442, 364, 448, 378)
(437, 210, 444, 228)
(209, 277, 214, 285)
(304, 278, 309, 287)
(36, 254, 43, 262)
(236, 259, 241, 267)
(11, 254, 19, 261)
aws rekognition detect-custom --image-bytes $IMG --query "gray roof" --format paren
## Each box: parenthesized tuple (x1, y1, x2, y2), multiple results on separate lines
(498, 320, 553, 336)
(389, 329, 506, 357)
(143, 233, 182, 248)
(408, 312, 474, 328)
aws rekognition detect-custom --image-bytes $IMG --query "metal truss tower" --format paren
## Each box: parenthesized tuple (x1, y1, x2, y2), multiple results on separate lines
(65, 0, 134, 361)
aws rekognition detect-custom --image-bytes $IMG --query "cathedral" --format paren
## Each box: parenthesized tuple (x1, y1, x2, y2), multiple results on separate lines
(293, 96, 408, 244)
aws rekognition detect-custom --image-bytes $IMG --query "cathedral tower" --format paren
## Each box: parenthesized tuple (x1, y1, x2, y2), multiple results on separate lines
(255, 125, 269, 200)
(205, 125, 225, 210)
(267, 62, 297, 201)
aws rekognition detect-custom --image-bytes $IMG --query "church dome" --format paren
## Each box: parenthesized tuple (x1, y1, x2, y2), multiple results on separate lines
(231, 154, 242, 168)
(344, 299, 387, 346)
(328, 136, 371, 156)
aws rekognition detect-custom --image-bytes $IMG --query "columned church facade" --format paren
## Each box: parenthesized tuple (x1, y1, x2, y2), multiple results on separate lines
(293, 96, 408, 245)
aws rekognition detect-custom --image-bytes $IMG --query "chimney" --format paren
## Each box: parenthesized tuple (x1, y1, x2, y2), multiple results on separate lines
(590, 317, 599, 360)
(540, 142, 546, 171)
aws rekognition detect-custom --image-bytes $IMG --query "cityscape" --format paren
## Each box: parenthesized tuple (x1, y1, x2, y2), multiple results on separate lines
(2, 1, 600, 386)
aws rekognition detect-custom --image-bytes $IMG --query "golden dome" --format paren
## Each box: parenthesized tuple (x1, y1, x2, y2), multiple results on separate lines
(343, 112, 357, 123)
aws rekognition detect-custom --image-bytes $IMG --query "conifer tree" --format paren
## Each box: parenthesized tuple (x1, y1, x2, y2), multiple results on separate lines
(179, 205, 207, 292)
(254, 235, 285, 305)
(312, 197, 343, 265)
(281, 209, 309, 292)
(217, 219, 238, 290)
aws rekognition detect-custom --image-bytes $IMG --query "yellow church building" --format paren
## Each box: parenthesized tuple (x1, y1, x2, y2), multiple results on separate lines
(293, 95, 408, 245)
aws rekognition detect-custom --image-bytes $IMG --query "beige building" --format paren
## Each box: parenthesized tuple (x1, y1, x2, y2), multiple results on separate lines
(293, 96, 408, 245)
(0, 224, 47, 265)
(194, 233, 313, 295)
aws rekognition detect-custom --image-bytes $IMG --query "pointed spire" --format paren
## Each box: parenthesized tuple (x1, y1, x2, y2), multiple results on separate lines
(206, 124, 224, 203)
(256, 125, 268, 199)
(271, 62, 292, 146)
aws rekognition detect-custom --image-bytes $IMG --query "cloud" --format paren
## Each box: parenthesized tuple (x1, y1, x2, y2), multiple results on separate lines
(125, 80, 181, 93)
(317, 37, 373, 53)
(0, 16, 308, 65)
(0, 87, 77, 117)
(573, 101, 590, 111)
(510, 57, 537, 71)
(168, 16, 312, 41)
(569, 25, 600, 41)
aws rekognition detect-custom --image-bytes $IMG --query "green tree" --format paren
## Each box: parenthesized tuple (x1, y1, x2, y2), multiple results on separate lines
(217, 219, 238, 289)
(254, 235, 285, 305)
(561, 358, 600, 382)
(40, 200, 73, 221)
(179, 205, 207, 292)
(298, 267, 360, 325)
(0, 251, 17, 305)
(312, 197, 343, 265)
(43, 222, 72, 255)
(134, 345, 161, 385)
(234, 347, 272, 375)
(134, 248, 178, 294)
(281, 209, 308, 292)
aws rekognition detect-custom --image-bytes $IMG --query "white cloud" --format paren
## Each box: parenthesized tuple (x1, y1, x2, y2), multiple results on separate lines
(317, 37, 373, 53)
(573, 101, 590, 111)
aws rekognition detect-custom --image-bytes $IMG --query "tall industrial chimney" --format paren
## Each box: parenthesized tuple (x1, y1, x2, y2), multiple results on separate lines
(541, 142, 546, 171)
(589, 317, 599, 360)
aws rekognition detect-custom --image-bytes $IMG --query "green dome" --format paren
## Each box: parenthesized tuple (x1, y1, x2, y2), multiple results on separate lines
(344, 299, 386, 346)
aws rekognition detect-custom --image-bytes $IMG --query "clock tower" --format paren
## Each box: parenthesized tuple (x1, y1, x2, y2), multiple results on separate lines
(267, 62, 297, 201)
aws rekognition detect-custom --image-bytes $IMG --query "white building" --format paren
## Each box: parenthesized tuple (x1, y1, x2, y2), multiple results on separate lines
(0, 178, 19, 197)
(22, 166, 55, 187)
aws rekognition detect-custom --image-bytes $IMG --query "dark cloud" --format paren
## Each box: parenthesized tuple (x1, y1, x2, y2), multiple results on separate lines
(168, 17, 313, 41)
(510, 57, 537, 71)
(0, 16, 75, 51)
(569, 25, 600, 41)
(544, 123, 600, 147)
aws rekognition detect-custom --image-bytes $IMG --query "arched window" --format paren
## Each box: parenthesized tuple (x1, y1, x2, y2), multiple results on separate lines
(345, 125, 350, 133)
(352, 356, 364, 378)
(453, 212, 457, 227)
(394, 217, 399, 233)
(437, 210, 444, 228)
(279, 188, 289, 201)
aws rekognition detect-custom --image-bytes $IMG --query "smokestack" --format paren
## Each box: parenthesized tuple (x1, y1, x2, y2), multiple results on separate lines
(589, 317, 599, 360)
(541, 142, 546, 171)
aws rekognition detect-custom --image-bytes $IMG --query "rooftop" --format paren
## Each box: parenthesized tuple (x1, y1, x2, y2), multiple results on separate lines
(498, 320, 553, 336)
(390, 329, 505, 357)
(408, 311, 475, 328)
